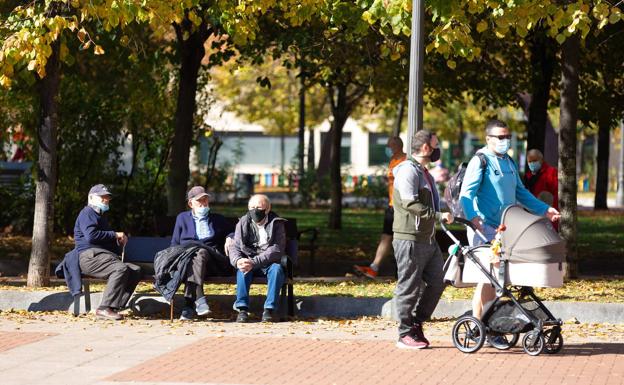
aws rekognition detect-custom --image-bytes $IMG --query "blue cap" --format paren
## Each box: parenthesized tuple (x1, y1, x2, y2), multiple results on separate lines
(88, 184, 113, 196)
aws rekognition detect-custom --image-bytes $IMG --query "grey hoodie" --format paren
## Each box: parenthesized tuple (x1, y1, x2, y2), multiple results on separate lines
(392, 157, 441, 242)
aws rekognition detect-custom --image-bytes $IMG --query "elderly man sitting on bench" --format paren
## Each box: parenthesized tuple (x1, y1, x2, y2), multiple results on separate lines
(165, 186, 233, 320)
(73, 184, 142, 321)
(229, 194, 286, 323)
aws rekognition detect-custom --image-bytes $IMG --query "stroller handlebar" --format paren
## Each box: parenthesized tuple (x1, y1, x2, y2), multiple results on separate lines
(439, 216, 489, 244)
(452, 217, 477, 230)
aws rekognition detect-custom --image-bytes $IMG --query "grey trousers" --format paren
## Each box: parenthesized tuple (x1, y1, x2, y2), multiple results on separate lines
(392, 239, 445, 337)
(184, 248, 209, 300)
(79, 248, 142, 310)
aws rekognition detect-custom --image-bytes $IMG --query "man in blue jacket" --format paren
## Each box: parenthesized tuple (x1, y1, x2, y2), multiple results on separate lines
(170, 186, 234, 320)
(74, 184, 142, 320)
(459, 119, 560, 330)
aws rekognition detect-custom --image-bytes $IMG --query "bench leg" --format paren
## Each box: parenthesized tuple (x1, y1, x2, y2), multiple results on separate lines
(170, 300, 174, 322)
(73, 295, 80, 316)
(279, 283, 287, 321)
(287, 282, 294, 317)
(84, 281, 92, 313)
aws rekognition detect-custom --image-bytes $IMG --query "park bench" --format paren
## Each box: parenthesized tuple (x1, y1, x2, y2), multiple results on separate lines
(73, 217, 313, 321)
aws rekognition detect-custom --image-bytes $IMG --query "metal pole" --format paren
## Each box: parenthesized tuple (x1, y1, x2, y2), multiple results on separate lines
(406, 0, 425, 154)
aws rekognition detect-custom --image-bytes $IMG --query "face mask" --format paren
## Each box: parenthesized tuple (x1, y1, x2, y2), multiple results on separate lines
(249, 208, 267, 223)
(195, 206, 210, 217)
(385, 147, 393, 159)
(93, 201, 109, 213)
(429, 148, 441, 162)
(528, 161, 542, 173)
(494, 138, 511, 154)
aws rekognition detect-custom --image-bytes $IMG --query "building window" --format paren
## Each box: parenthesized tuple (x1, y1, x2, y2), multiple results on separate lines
(201, 132, 298, 167)
(369, 133, 390, 166)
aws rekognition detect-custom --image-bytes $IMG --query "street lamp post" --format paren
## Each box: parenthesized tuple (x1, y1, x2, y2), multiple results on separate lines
(406, 0, 425, 153)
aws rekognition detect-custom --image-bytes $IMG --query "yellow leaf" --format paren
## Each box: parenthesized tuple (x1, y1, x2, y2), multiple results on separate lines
(27, 60, 37, 71)
(447, 59, 456, 69)
(476, 20, 488, 33)
(77, 28, 87, 43)
(37, 66, 46, 78)
(0, 75, 11, 88)
(94, 45, 105, 55)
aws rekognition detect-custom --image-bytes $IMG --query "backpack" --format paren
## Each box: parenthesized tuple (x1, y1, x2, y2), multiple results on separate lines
(444, 153, 487, 218)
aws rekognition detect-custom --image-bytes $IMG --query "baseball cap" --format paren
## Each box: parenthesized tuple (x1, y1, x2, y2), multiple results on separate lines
(88, 184, 113, 197)
(186, 186, 210, 201)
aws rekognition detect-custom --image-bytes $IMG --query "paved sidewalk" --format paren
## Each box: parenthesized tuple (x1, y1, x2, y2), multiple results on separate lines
(0, 312, 623, 385)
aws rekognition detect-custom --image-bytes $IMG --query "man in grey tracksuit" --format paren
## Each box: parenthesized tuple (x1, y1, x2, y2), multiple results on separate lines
(392, 130, 454, 349)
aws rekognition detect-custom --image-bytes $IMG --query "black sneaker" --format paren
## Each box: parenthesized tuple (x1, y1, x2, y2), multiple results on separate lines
(261, 309, 275, 323)
(236, 309, 249, 323)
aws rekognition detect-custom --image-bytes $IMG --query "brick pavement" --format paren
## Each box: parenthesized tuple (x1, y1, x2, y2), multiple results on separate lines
(0, 313, 623, 385)
(0, 331, 57, 352)
(107, 336, 624, 385)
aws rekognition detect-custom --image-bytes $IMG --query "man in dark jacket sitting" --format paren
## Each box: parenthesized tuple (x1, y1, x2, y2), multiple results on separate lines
(74, 184, 142, 320)
(170, 186, 234, 320)
(229, 194, 286, 323)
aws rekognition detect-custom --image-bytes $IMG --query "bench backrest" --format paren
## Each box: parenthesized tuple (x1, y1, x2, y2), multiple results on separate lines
(123, 236, 171, 263)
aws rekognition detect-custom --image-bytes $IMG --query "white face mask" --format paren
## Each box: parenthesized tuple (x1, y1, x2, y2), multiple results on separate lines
(494, 138, 511, 154)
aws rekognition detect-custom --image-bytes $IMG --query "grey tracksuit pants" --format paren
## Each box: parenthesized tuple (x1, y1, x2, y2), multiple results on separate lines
(79, 248, 142, 310)
(392, 239, 445, 337)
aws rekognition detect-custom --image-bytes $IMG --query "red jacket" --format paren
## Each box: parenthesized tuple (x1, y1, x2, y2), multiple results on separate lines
(525, 161, 558, 210)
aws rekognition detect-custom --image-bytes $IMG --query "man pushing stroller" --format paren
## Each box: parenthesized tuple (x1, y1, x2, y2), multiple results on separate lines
(459, 119, 560, 346)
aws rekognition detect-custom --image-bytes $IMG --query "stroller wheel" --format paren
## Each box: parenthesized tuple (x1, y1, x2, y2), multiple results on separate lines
(522, 331, 545, 356)
(543, 328, 564, 354)
(452, 316, 485, 353)
(488, 333, 520, 350)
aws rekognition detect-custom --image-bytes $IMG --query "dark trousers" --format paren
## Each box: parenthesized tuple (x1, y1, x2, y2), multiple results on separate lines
(184, 249, 209, 301)
(79, 248, 142, 310)
(392, 239, 445, 338)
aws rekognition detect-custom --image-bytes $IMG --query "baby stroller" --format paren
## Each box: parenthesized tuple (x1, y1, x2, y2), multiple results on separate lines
(441, 205, 566, 356)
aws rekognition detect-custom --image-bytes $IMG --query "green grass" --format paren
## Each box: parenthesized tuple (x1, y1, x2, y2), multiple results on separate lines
(576, 211, 624, 258)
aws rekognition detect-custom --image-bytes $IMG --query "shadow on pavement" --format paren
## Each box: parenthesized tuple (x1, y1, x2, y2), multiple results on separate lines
(27, 292, 73, 311)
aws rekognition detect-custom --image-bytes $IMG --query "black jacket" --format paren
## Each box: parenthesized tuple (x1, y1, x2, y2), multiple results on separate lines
(153, 244, 228, 301)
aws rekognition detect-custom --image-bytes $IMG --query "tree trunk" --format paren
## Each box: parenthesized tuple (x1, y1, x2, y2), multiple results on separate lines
(166, 19, 210, 216)
(594, 110, 611, 209)
(328, 84, 349, 229)
(527, 28, 556, 155)
(393, 95, 405, 137)
(617, 120, 624, 206)
(317, 127, 333, 178)
(28, 39, 61, 287)
(298, 74, 306, 178)
(307, 126, 315, 173)
(558, 34, 580, 279)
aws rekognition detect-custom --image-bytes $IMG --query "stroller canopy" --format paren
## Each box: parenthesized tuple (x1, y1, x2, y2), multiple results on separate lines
(500, 205, 566, 263)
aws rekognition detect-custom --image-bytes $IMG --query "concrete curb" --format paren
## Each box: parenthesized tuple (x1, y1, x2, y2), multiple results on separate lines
(0, 290, 622, 324)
